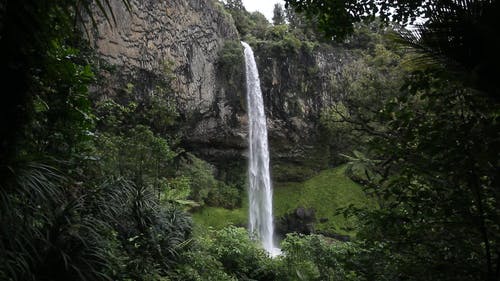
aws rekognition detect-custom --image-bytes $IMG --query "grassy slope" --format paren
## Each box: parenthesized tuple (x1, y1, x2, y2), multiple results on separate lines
(193, 201, 248, 229)
(192, 165, 376, 236)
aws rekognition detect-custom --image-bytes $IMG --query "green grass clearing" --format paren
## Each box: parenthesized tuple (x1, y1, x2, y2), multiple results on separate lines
(192, 165, 377, 237)
(192, 203, 247, 229)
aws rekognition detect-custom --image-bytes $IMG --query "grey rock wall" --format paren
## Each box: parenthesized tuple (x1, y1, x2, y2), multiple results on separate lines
(250, 43, 354, 179)
(88, 1, 352, 181)
(90, 0, 237, 111)
(88, 0, 245, 159)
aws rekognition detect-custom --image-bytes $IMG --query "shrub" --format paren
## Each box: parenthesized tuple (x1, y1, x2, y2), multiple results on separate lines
(169, 226, 279, 280)
(177, 153, 218, 205)
(203, 226, 276, 280)
(206, 182, 241, 209)
(218, 40, 245, 88)
(279, 233, 364, 281)
(170, 249, 237, 281)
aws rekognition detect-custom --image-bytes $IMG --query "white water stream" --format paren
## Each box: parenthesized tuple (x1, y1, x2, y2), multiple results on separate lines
(242, 41, 280, 257)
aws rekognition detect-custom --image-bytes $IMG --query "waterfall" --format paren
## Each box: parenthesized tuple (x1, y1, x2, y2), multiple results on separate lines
(241, 41, 280, 257)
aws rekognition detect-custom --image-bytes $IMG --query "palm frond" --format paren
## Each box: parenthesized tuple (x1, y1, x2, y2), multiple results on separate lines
(0, 159, 65, 280)
(393, 0, 500, 98)
(0, 159, 126, 281)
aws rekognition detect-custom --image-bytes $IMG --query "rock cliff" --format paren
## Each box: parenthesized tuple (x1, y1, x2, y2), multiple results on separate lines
(88, 0, 351, 181)
(88, 0, 245, 160)
(252, 42, 353, 180)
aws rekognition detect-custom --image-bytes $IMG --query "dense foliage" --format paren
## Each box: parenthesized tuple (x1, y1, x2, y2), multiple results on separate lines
(0, 1, 193, 280)
(1, 0, 498, 280)
(289, 0, 500, 280)
(170, 226, 368, 281)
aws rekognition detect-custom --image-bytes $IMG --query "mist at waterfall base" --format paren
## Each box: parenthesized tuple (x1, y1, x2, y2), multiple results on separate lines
(241, 41, 281, 257)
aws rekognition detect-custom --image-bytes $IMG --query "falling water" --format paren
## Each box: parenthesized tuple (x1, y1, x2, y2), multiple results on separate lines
(241, 41, 280, 257)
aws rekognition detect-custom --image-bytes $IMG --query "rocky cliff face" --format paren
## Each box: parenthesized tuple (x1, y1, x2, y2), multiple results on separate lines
(89, 0, 351, 181)
(251, 43, 353, 180)
(88, 0, 246, 161)
(91, 0, 237, 105)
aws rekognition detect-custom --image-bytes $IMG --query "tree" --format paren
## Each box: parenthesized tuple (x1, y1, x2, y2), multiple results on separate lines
(272, 3, 286, 25)
(285, 0, 500, 99)
(224, 0, 244, 11)
(285, 0, 500, 280)
(0, 1, 196, 280)
(397, 0, 500, 102)
(347, 67, 500, 281)
(0, 0, 131, 168)
(284, 0, 498, 41)
(249, 11, 270, 38)
(285, 4, 301, 29)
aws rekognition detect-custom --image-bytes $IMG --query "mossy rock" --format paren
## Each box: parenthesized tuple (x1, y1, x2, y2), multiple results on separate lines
(272, 162, 316, 182)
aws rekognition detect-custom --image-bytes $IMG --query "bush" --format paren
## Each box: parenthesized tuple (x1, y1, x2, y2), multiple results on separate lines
(94, 179, 193, 280)
(177, 153, 217, 205)
(177, 153, 244, 209)
(218, 40, 245, 91)
(248, 12, 270, 39)
(169, 226, 278, 280)
(170, 248, 237, 281)
(203, 226, 277, 280)
(217, 40, 246, 111)
(218, 41, 244, 77)
(96, 125, 177, 188)
(279, 233, 364, 281)
(206, 182, 241, 209)
(265, 24, 289, 40)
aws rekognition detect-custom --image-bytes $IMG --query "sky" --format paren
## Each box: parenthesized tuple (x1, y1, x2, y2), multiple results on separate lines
(242, 0, 286, 22)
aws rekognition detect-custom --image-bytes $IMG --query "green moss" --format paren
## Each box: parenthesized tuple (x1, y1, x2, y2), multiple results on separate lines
(271, 144, 331, 183)
(272, 181, 304, 215)
(272, 162, 316, 182)
(217, 40, 245, 111)
(193, 165, 377, 237)
(274, 165, 377, 236)
(192, 205, 247, 229)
